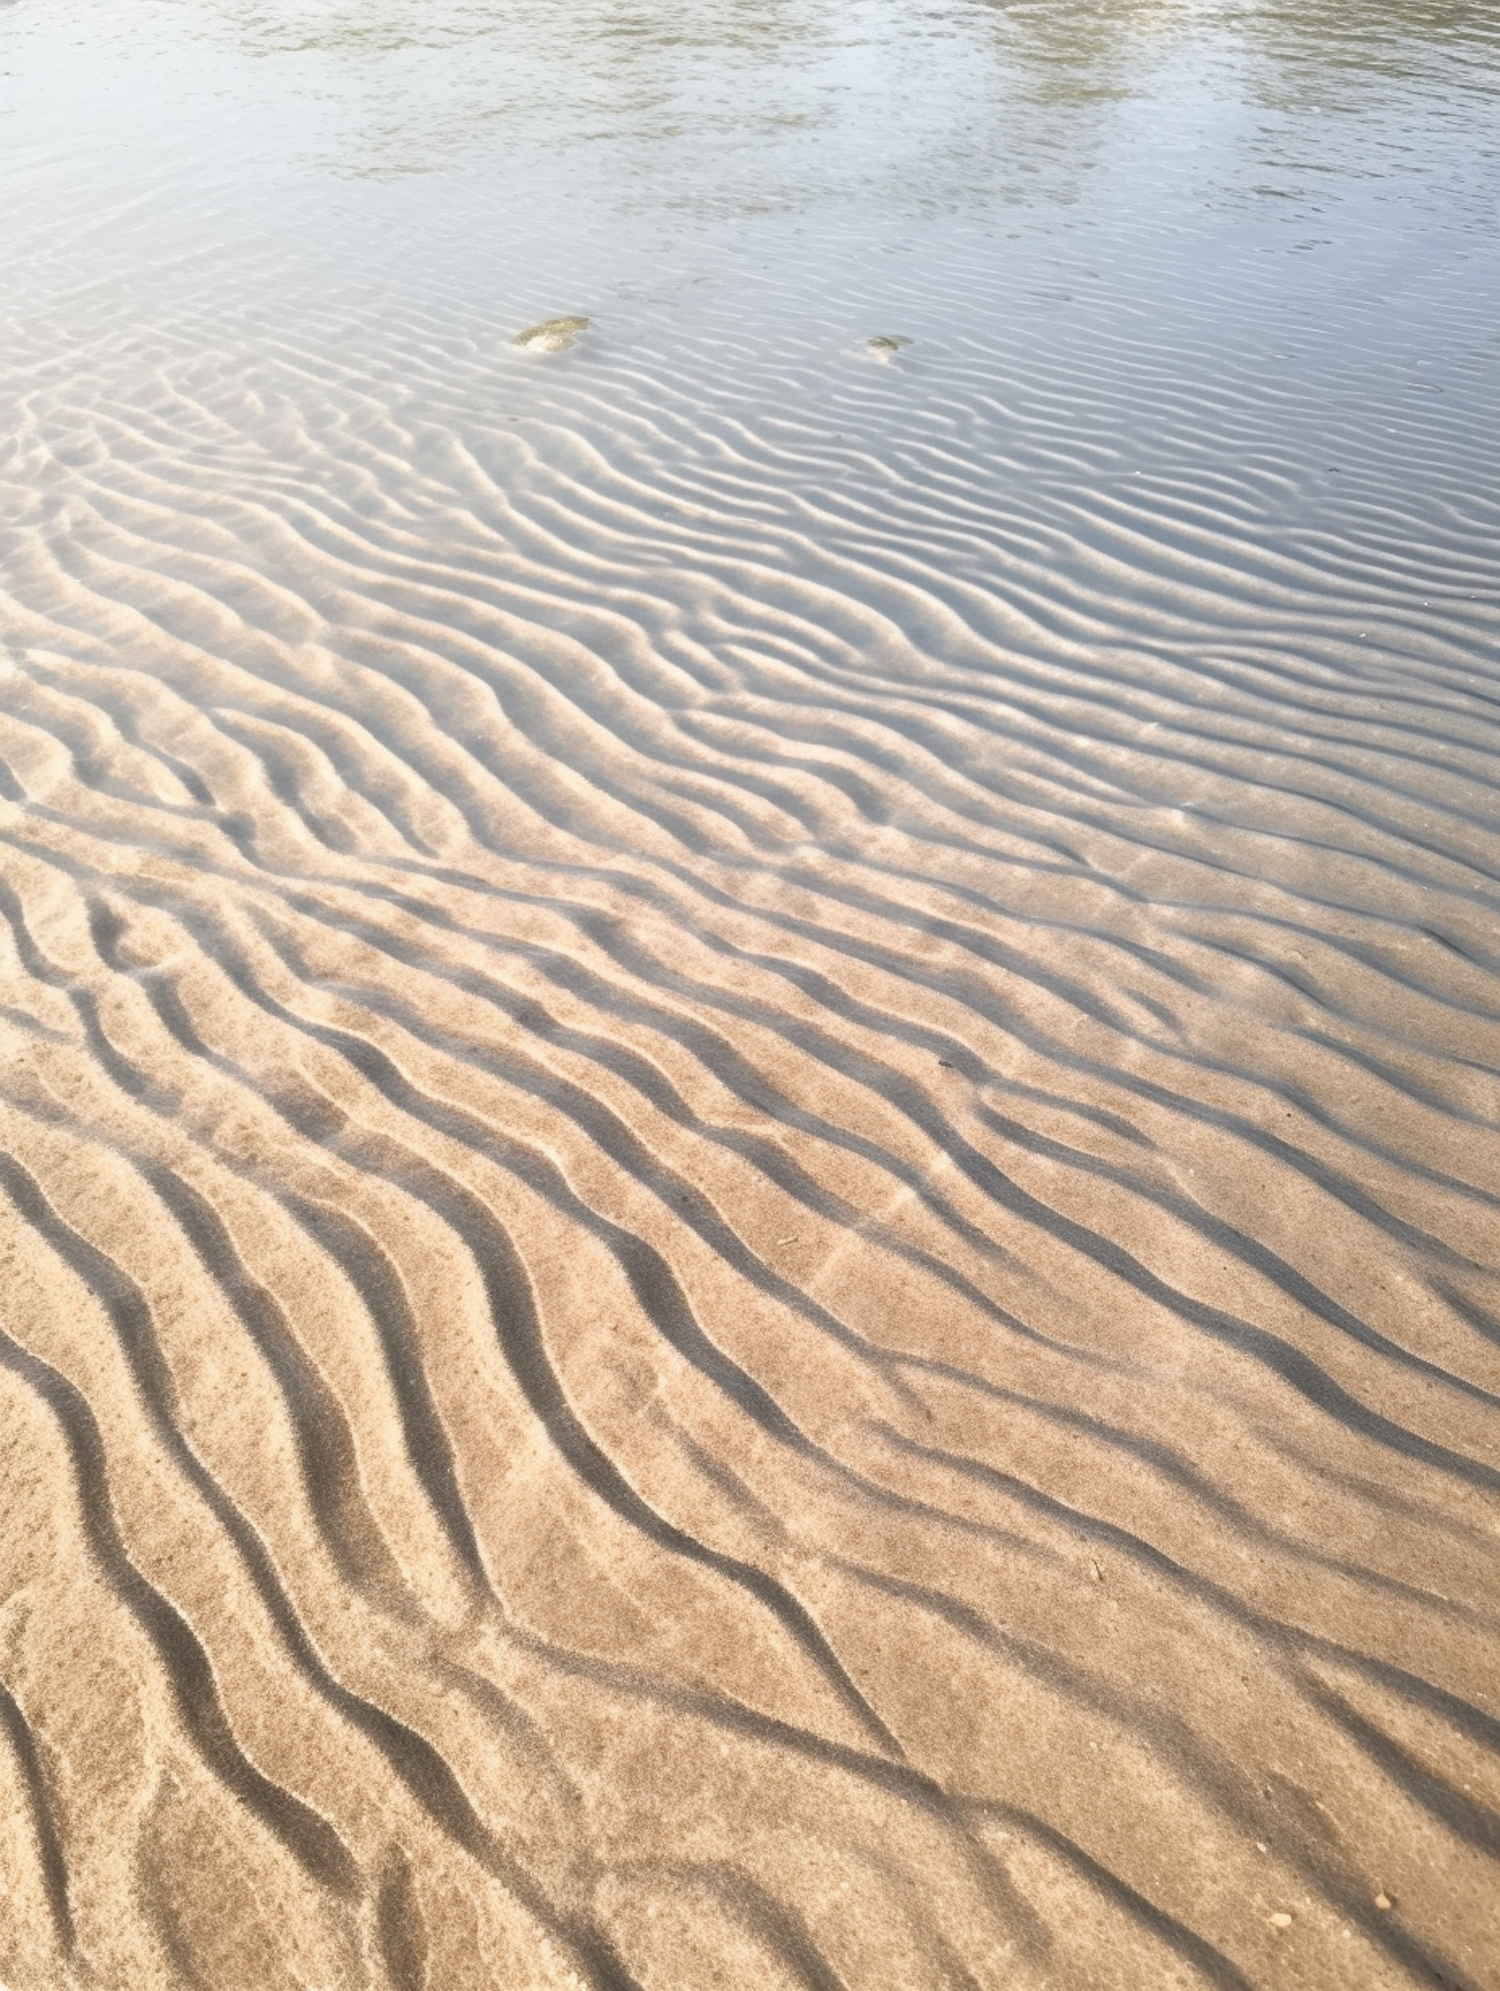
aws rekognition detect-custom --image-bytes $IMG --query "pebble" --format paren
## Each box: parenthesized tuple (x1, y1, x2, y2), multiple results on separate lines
(513, 315, 590, 353)
(1269, 1912, 1293, 1929)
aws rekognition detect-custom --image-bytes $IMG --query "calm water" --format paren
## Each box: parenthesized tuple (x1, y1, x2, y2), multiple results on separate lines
(6, 1, 1499, 380)
(5, 2, 1497, 711)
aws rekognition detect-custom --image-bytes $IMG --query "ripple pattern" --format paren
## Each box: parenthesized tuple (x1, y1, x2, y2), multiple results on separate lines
(2, 195, 1500, 1991)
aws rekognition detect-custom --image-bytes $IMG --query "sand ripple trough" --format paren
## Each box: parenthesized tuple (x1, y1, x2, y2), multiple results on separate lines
(2, 1, 1499, 1986)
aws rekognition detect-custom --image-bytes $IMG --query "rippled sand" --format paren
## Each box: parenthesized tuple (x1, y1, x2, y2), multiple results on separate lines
(2, 2, 1499, 1987)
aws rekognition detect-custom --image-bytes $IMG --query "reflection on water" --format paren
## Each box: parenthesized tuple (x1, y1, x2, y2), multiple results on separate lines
(3, 0, 1496, 222)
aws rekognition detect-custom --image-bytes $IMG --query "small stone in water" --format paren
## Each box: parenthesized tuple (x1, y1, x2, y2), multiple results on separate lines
(513, 315, 590, 353)
(1269, 1912, 1292, 1929)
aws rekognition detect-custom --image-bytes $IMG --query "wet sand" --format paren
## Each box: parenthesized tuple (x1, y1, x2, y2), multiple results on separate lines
(2, 2, 1499, 1986)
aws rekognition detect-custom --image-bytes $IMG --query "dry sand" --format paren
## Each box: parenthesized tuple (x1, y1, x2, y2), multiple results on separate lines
(2, 2, 1499, 1987)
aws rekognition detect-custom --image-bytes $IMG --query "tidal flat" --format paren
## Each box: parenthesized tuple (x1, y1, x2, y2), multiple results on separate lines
(1, 3, 1498, 1986)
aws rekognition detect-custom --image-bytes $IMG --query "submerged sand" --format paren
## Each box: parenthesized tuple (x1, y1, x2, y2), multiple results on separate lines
(2, 2, 1499, 1987)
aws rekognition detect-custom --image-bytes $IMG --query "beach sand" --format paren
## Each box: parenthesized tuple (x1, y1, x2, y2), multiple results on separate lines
(1, 2, 1498, 1986)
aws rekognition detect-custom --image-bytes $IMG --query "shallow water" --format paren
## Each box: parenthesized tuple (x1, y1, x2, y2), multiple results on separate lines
(2, 4, 1499, 1988)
